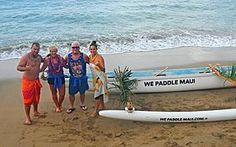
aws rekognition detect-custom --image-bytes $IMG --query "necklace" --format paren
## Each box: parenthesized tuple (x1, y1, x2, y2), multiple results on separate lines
(90, 54, 98, 63)
(50, 56, 61, 73)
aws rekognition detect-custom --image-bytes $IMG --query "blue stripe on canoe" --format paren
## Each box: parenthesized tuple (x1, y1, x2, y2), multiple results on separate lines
(67, 66, 231, 79)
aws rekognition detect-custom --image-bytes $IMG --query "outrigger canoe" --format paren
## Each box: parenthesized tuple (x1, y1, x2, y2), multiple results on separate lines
(97, 66, 236, 123)
(88, 66, 235, 93)
(52, 66, 235, 93)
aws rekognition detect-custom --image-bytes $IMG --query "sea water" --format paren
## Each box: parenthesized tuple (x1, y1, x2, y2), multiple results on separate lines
(0, 0, 235, 60)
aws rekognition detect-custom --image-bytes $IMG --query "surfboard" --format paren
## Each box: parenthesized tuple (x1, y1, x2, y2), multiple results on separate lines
(209, 64, 236, 85)
(99, 109, 236, 122)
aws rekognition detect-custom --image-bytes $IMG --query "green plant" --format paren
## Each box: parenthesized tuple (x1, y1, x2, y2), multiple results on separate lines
(111, 66, 137, 105)
(40, 72, 47, 81)
(219, 64, 236, 81)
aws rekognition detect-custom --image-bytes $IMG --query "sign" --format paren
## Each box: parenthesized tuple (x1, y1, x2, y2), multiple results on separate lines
(160, 117, 208, 122)
(143, 78, 196, 87)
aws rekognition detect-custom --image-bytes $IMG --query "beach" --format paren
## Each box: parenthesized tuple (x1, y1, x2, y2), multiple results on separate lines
(1, 48, 236, 147)
(1, 0, 235, 146)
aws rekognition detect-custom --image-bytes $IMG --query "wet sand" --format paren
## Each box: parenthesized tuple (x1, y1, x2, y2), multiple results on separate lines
(1, 47, 236, 147)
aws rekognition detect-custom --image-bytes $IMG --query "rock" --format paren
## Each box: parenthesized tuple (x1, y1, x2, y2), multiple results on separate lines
(115, 133, 122, 137)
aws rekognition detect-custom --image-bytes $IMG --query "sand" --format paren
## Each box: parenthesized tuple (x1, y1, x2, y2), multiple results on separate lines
(1, 47, 236, 147)
(103, 47, 236, 71)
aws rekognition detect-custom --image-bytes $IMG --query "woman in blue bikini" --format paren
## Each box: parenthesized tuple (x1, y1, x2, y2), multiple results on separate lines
(40, 46, 66, 112)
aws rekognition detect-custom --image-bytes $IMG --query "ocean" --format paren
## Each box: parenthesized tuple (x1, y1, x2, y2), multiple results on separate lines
(0, 0, 235, 60)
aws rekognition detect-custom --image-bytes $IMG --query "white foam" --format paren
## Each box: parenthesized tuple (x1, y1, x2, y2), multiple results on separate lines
(0, 32, 235, 60)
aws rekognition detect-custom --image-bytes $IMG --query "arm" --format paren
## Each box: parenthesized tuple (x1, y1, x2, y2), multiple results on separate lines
(64, 55, 69, 68)
(39, 55, 44, 63)
(100, 56, 105, 72)
(40, 57, 48, 72)
(60, 56, 66, 67)
(95, 56, 105, 72)
(84, 54, 89, 64)
(16, 55, 31, 72)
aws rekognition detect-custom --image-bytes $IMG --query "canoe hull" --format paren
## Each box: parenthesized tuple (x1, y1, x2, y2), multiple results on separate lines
(101, 72, 235, 93)
(63, 66, 236, 93)
(99, 109, 236, 122)
(131, 73, 234, 93)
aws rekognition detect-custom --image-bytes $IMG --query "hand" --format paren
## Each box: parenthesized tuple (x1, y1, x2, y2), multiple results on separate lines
(25, 65, 32, 71)
(95, 61, 100, 66)
(95, 65, 101, 71)
(89, 63, 96, 68)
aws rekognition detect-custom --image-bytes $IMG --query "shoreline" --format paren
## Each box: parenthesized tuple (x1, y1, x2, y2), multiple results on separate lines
(1, 47, 236, 80)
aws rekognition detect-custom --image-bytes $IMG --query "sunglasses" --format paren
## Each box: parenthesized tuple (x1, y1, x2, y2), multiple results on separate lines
(50, 50, 57, 52)
(72, 46, 79, 49)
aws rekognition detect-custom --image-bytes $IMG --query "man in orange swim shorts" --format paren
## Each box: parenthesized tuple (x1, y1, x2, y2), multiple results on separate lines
(17, 42, 44, 125)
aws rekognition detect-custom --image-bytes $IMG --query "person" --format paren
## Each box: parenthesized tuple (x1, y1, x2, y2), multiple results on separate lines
(89, 41, 108, 117)
(65, 41, 89, 113)
(40, 46, 66, 113)
(17, 42, 44, 125)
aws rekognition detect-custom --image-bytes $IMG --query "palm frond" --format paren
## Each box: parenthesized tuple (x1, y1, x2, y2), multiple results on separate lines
(111, 66, 137, 105)
(219, 64, 236, 81)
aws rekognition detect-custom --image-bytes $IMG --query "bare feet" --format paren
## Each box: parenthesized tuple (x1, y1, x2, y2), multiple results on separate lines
(24, 120, 32, 125)
(34, 112, 46, 118)
(99, 106, 105, 110)
(55, 107, 62, 113)
(90, 111, 98, 118)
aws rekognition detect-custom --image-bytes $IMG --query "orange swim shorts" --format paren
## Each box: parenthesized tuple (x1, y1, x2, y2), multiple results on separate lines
(22, 77, 42, 106)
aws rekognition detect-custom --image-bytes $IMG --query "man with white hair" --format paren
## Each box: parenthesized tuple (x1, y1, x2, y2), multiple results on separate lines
(65, 41, 89, 113)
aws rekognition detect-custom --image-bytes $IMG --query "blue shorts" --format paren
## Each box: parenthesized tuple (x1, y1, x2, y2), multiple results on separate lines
(69, 76, 89, 95)
(47, 76, 65, 89)
(47, 76, 65, 85)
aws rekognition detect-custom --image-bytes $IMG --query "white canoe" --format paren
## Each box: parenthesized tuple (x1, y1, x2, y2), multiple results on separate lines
(99, 109, 236, 123)
(61, 66, 235, 93)
(89, 66, 235, 93)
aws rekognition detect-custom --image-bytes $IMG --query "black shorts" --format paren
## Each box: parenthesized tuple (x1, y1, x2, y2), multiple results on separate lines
(95, 94, 103, 100)
(47, 76, 65, 85)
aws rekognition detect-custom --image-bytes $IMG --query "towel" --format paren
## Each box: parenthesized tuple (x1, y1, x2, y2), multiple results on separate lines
(22, 77, 42, 106)
(90, 64, 109, 103)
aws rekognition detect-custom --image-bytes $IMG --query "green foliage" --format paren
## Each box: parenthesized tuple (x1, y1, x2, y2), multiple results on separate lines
(219, 64, 236, 81)
(112, 66, 137, 105)
(40, 72, 47, 81)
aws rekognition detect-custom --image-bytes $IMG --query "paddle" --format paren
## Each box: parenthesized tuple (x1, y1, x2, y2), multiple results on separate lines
(199, 64, 219, 73)
(209, 64, 236, 86)
(155, 67, 168, 76)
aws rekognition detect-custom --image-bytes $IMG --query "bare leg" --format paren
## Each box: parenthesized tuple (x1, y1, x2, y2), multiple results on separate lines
(79, 93, 88, 110)
(80, 94, 86, 106)
(33, 102, 39, 115)
(90, 99, 100, 117)
(58, 84, 65, 110)
(33, 103, 45, 117)
(69, 95, 75, 109)
(24, 105, 32, 125)
(99, 95, 105, 110)
(49, 85, 60, 112)
(65, 94, 76, 114)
